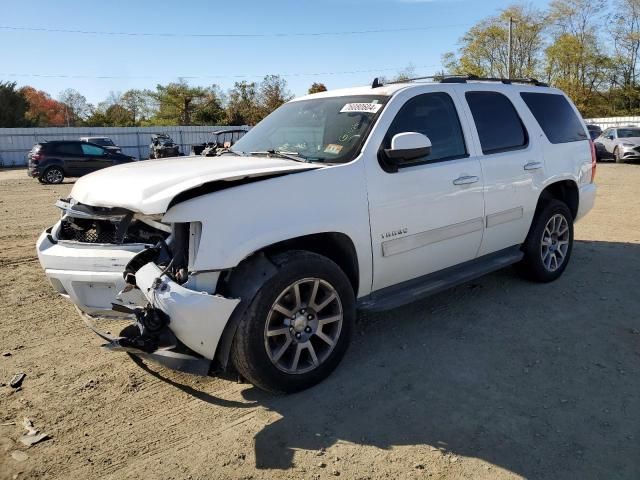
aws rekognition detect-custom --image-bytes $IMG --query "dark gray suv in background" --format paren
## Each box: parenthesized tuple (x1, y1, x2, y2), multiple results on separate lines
(27, 140, 136, 184)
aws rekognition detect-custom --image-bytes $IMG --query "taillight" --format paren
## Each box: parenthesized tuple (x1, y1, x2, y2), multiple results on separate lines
(31, 152, 43, 164)
(589, 140, 596, 183)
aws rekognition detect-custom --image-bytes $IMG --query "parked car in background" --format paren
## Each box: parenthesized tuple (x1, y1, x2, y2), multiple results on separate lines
(149, 134, 180, 159)
(80, 136, 122, 154)
(586, 124, 602, 140)
(594, 127, 640, 163)
(36, 76, 596, 393)
(27, 140, 136, 184)
(190, 129, 248, 156)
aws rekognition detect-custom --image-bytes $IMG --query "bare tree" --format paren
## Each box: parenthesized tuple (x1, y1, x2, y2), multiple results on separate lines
(58, 89, 93, 126)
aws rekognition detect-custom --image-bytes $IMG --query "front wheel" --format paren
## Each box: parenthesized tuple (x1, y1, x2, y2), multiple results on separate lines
(516, 200, 574, 282)
(615, 147, 625, 163)
(230, 251, 355, 393)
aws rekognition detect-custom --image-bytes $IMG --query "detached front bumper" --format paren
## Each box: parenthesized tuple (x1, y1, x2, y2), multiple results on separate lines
(36, 226, 147, 315)
(134, 262, 239, 360)
(37, 224, 241, 374)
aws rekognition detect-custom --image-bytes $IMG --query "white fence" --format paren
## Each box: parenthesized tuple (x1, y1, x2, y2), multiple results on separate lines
(584, 116, 640, 130)
(0, 125, 250, 166)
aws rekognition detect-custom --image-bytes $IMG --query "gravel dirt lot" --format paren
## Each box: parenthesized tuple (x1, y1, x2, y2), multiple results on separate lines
(0, 165, 639, 480)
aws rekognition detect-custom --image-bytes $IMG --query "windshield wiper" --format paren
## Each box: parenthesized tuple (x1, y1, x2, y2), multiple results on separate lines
(216, 148, 240, 156)
(248, 150, 309, 163)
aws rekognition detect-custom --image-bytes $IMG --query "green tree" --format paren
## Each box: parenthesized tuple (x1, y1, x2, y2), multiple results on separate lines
(308, 82, 328, 94)
(226, 81, 261, 125)
(259, 75, 292, 115)
(192, 86, 226, 125)
(443, 4, 545, 78)
(609, 0, 640, 111)
(544, 0, 612, 115)
(120, 89, 154, 124)
(0, 81, 28, 127)
(151, 80, 210, 125)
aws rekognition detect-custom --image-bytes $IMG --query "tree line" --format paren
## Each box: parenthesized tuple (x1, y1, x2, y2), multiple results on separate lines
(443, 0, 640, 118)
(0, 77, 328, 128)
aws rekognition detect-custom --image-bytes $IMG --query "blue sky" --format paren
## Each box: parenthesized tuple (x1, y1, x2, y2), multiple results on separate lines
(3, 0, 550, 104)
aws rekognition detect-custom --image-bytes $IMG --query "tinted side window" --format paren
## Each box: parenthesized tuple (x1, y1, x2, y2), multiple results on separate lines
(81, 144, 105, 156)
(53, 143, 82, 155)
(465, 91, 528, 154)
(385, 92, 467, 164)
(520, 92, 587, 144)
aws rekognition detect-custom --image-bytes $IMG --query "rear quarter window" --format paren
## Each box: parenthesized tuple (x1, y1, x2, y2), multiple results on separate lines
(520, 92, 588, 144)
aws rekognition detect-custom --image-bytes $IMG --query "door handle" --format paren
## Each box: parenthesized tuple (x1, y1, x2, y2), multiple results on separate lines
(452, 175, 479, 186)
(523, 161, 543, 171)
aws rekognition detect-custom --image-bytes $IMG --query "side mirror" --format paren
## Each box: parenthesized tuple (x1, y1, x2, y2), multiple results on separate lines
(382, 132, 432, 171)
(607, 134, 614, 140)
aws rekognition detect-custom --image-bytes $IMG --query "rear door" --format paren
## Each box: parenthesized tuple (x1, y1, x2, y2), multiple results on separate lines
(52, 142, 84, 176)
(457, 87, 542, 256)
(80, 143, 112, 172)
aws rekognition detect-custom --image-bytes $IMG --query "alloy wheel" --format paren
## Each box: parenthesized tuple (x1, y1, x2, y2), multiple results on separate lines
(45, 168, 63, 184)
(264, 278, 343, 374)
(540, 213, 570, 272)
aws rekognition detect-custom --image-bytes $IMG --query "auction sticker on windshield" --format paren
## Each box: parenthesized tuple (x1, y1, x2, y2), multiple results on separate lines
(340, 103, 383, 114)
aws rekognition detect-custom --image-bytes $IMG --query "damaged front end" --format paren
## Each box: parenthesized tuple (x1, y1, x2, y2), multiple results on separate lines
(102, 226, 240, 374)
(39, 199, 240, 375)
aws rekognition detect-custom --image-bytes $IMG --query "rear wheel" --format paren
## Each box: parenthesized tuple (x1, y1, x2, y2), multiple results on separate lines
(230, 251, 355, 393)
(42, 166, 64, 184)
(516, 200, 573, 282)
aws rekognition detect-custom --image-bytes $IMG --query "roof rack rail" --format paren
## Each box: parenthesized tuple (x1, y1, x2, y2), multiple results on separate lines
(372, 74, 548, 88)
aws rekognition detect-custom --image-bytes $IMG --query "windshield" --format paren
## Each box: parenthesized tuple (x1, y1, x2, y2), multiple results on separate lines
(617, 128, 640, 138)
(231, 95, 389, 163)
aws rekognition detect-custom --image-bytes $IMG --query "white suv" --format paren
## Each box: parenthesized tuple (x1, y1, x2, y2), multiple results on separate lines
(37, 76, 597, 393)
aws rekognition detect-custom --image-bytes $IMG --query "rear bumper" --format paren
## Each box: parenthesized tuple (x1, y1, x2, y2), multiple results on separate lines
(576, 183, 597, 222)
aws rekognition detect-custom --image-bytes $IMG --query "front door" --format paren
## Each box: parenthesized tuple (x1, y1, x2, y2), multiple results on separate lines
(365, 90, 485, 291)
(80, 143, 112, 173)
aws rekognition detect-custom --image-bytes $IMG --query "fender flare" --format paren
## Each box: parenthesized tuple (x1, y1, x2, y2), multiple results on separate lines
(213, 252, 279, 371)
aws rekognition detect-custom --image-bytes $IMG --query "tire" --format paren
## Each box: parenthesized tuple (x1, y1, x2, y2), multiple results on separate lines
(614, 147, 625, 163)
(230, 250, 355, 394)
(42, 166, 64, 184)
(516, 199, 574, 283)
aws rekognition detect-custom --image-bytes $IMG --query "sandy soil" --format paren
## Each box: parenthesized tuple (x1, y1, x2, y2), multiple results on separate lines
(0, 165, 639, 480)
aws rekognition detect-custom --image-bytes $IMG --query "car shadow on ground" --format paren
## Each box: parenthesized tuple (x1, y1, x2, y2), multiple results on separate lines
(144, 240, 640, 479)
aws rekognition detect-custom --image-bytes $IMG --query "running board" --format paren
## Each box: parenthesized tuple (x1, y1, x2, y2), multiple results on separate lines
(358, 246, 524, 312)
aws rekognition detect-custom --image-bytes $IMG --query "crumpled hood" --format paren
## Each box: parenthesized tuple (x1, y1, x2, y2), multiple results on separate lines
(70, 155, 323, 214)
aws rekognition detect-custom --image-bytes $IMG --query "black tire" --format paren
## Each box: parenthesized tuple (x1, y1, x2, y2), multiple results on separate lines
(42, 166, 64, 184)
(230, 250, 355, 394)
(516, 199, 574, 283)
(614, 147, 625, 163)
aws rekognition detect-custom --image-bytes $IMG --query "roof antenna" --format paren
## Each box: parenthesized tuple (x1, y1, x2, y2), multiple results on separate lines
(371, 77, 383, 88)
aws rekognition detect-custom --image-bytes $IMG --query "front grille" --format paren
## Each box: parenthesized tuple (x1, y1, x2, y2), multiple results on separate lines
(60, 219, 119, 243)
(59, 217, 168, 245)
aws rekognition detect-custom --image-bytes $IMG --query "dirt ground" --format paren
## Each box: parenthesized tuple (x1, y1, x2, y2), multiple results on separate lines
(0, 164, 639, 480)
